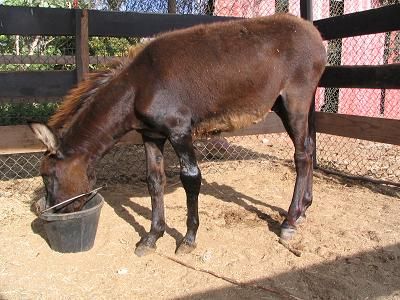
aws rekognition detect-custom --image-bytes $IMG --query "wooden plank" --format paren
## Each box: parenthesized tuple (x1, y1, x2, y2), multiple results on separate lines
(88, 10, 235, 37)
(315, 112, 400, 145)
(0, 55, 118, 65)
(75, 9, 89, 82)
(221, 112, 286, 137)
(0, 71, 76, 98)
(314, 4, 400, 40)
(4, 113, 399, 154)
(0, 55, 75, 65)
(319, 65, 400, 89)
(0, 6, 234, 38)
(0, 5, 75, 36)
(0, 125, 144, 154)
(3, 4, 398, 41)
(0, 113, 284, 154)
(0, 125, 45, 154)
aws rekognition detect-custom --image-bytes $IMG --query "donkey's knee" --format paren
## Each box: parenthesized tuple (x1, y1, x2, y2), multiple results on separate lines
(146, 168, 166, 196)
(294, 151, 311, 172)
(180, 164, 201, 193)
(305, 136, 315, 157)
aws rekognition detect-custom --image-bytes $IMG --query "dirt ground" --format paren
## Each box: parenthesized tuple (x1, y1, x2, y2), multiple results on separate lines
(0, 159, 400, 299)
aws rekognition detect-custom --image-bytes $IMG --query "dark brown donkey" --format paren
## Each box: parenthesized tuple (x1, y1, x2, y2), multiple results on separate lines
(30, 13, 326, 256)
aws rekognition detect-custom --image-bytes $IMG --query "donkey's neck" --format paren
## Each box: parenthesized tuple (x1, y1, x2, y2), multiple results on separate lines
(60, 75, 136, 161)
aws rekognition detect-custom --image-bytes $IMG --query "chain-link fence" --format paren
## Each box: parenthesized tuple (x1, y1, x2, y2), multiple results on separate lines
(312, 0, 399, 183)
(1, 0, 399, 194)
(214, 0, 300, 16)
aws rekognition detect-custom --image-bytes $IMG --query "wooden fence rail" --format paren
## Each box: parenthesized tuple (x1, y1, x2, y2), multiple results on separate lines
(0, 5, 232, 37)
(0, 2, 399, 155)
(0, 55, 117, 65)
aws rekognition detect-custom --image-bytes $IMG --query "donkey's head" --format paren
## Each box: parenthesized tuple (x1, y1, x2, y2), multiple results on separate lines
(29, 123, 96, 213)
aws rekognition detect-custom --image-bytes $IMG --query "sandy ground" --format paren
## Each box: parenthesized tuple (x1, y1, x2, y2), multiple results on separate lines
(0, 159, 400, 299)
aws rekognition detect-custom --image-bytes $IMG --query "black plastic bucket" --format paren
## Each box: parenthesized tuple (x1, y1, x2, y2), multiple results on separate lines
(36, 194, 104, 253)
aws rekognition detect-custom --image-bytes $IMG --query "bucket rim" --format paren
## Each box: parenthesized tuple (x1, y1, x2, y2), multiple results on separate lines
(37, 193, 104, 221)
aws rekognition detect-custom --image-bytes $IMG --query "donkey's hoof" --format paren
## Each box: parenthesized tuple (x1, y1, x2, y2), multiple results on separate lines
(134, 244, 156, 257)
(280, 226, 297, 241)
(175, 240, 197, 255)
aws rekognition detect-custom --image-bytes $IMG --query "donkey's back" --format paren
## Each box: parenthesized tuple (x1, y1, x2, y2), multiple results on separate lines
(130, 13, 326, 136)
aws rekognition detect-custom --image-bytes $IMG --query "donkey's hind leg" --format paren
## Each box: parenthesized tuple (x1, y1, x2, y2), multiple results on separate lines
(135, 134, 167, 257)
(299, 134, 314, 222)
(169, 131, 201, 255)
(273, 90, 314, 240)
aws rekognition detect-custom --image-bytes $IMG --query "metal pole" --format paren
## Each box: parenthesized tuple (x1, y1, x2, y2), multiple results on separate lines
(300, 0, 313, 20)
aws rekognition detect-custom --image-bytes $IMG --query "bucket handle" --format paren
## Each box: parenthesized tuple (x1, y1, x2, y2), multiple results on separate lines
(40, 185, 106, 214)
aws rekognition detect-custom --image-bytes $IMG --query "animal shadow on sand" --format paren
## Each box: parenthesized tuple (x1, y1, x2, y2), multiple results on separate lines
(91, 140, 291, 249)
(100, 175, 286, 252)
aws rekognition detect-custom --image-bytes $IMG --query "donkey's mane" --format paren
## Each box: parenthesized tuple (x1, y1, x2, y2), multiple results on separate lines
(48, 44, 145, 134)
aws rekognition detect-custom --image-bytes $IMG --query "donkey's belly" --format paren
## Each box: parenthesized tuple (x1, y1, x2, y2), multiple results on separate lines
(193, 105, 271, 137)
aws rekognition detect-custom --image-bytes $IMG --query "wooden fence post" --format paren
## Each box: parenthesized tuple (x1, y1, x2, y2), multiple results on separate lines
(300, 0, 318, 168)
(75, 9, 89, 83)
(168, 0, 177, 14)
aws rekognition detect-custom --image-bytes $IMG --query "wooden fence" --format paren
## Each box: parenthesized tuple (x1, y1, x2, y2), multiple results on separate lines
(0, 2, 399, 155)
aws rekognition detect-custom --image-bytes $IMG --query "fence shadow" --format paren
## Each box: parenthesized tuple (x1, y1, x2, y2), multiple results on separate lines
(174, 243, 400, 299)
(314, 168, 400, 198)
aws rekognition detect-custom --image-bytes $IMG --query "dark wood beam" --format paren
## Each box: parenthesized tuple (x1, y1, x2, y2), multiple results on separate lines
(314, 4, 400, 40)
(319, 65, 400, 89)
(0, 71, 76, 98)
(0, 5, 75, 36)
(87, 10, 234, 37)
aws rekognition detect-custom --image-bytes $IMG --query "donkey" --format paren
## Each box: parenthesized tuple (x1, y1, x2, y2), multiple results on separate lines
(30, 13, 326, 256)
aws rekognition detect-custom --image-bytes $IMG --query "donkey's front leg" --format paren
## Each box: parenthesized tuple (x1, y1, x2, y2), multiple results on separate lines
(135, 135, 167, 257)
(169, 132, 201, 255)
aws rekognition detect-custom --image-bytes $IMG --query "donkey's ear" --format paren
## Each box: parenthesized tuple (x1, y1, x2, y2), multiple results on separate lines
(28, 122, 59, 154)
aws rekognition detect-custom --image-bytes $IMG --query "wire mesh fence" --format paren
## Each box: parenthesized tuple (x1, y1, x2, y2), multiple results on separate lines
(0, 0, 399, 194)
(311, 0, 400, 183)
(214, 0, 301, 17)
